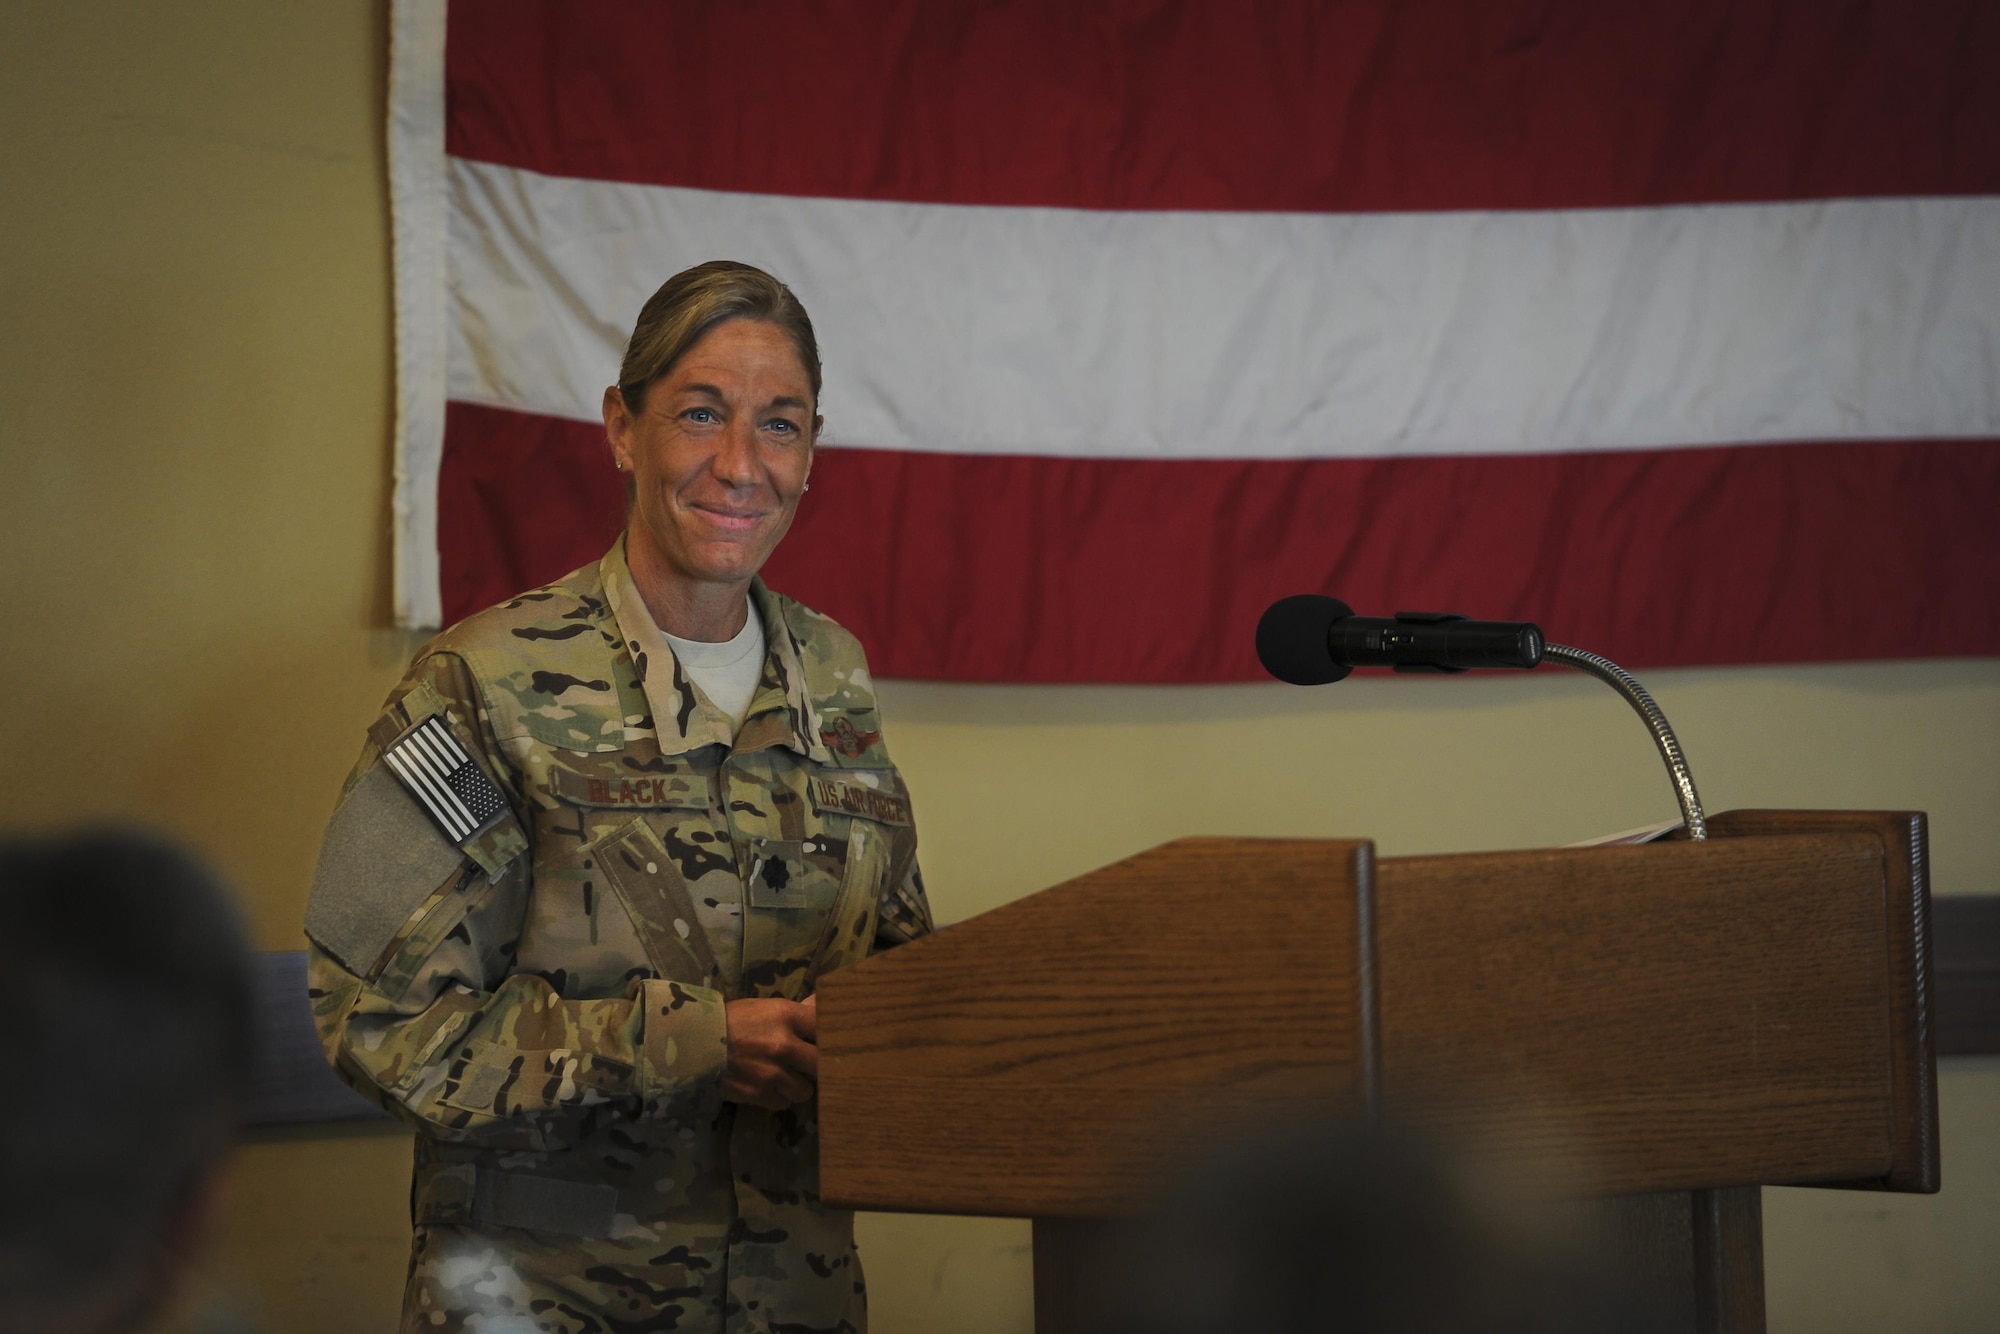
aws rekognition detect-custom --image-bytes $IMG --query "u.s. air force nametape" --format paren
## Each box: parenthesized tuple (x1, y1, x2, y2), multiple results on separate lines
(807, 775, 911, 826)
(382, 715, 509, 843)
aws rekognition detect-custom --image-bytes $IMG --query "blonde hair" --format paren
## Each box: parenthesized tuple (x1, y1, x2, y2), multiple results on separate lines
(617, 260, 822, 413)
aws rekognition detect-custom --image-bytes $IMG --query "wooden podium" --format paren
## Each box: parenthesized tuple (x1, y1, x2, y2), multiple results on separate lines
(816, 811, 1936, 1334)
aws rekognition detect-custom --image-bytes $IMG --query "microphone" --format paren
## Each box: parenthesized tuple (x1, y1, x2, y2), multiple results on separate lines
(1254, 593, 1707, 838)
(1256, 595, 1545, 684)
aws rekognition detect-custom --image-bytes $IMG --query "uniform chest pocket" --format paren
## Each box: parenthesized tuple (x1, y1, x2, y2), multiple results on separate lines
(808, 818, 896, 978)
(806, 774, 910, 972)
(585, 817, 726, 990)
(737, 776, 909, 998)
(746, 771, 907, 912)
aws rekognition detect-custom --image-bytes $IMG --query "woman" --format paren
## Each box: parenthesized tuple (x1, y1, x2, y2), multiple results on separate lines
(306, 261, 932, 1333)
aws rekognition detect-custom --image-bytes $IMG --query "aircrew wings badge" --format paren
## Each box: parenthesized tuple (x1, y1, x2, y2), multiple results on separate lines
(381, 715, 510, 844)
(819, 716, 881, 758)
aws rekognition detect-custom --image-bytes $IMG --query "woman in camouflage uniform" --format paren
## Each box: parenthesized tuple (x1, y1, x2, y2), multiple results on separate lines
(306, 262, 932, 1334)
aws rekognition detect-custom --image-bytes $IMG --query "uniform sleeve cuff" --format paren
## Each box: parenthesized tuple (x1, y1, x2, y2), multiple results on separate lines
(637, 978, 729, 1107)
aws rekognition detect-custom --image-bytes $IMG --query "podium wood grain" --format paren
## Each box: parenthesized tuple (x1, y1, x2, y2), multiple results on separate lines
(1376, 833, 1896, 1194)
(1700, 810, 1936, 1192)
(816, 837, 1375, 1217)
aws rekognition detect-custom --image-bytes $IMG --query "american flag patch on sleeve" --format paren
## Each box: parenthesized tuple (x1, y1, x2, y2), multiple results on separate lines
(380, 715, 510, 844)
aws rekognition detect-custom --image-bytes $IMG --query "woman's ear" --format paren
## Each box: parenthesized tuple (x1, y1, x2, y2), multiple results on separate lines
(603, 385, 635, 471)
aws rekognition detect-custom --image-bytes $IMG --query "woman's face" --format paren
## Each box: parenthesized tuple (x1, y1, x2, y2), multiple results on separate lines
(605, 318, 819, 596)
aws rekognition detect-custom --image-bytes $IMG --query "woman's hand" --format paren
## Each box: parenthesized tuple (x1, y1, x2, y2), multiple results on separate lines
(722, 994, 819, 1109)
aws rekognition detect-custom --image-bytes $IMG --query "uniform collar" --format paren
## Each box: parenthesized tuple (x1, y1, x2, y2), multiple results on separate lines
(600, 535, 831, 763)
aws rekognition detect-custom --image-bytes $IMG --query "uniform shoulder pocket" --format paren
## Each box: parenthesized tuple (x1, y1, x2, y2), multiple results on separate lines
(306, 760, 470, 979)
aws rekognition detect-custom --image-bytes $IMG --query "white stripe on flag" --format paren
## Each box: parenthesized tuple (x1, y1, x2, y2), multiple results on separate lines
(383, 743, 471, 841)
(406, 727, 476, 831)
(445, 157, 2000, 459)
(388, 0, 450, 628)
(405, 721, 477, 836)
(401, 753, 471, 841)
(409, 720, 462, 778)
(428, 721, 469, 764)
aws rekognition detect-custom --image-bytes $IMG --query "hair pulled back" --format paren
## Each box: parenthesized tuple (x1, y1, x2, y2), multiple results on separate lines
(617, 260, 821, 415)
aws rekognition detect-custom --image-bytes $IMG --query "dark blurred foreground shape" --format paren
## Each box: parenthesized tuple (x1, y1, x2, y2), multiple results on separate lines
(1096, 1123, 1667, 1334)
(0, 828, 254, 1334)
(813, 812, 1939, 1334)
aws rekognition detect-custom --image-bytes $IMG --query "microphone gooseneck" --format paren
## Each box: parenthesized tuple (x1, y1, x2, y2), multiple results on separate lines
(1539, 643, 1706, 840)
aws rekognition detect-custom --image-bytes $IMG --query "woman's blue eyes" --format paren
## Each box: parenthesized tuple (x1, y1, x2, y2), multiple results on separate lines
(679, 407, 800, 436)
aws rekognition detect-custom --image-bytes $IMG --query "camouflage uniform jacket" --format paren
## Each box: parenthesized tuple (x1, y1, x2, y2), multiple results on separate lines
(305, 539, 931, 1334)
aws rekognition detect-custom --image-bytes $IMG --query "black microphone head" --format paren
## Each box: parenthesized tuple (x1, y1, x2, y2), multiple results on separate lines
(1257, 595, 1355, 685)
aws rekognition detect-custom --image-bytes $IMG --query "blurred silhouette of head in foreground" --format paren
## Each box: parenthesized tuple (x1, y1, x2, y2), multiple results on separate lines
(1103, 1121, 1664, 1334)
(0, 828, 253, 1334)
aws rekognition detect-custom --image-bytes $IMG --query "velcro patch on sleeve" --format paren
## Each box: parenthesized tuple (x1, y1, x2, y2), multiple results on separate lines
(807, 775, 912, 826)
(305, 760, 469, 976)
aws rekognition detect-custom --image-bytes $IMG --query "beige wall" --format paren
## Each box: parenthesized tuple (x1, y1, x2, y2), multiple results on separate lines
(3, 4, 1994, 1331)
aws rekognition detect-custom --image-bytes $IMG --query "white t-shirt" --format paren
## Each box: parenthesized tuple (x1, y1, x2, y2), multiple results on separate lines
(663, 602, 766, 730)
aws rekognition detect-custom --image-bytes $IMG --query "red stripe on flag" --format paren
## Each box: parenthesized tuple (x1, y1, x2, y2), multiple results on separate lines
(445, 0, 2000, 211)
(438, 403, 2000, 680)
(438, 403, 626, 628)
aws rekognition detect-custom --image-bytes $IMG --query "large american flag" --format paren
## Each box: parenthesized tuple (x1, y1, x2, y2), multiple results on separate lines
(388, 0, 2000, 681)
